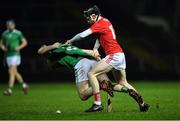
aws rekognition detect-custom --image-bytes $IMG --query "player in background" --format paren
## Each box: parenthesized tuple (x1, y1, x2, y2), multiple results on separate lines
(0, 20, 28, 96)
(65, 5, 150, 112)
(38, 42, 114, 107)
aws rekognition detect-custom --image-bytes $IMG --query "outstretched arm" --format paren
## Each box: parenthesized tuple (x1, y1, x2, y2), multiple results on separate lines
(65, 29, 93, 45)
(82, 49, 101, 60)
(38, 42, 60, 54)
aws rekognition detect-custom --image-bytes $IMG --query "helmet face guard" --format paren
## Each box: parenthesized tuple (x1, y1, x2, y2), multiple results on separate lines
(83, 5, 101, 22)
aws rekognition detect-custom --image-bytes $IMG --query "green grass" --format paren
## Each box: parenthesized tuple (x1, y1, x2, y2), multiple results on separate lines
(0, 81, 180, 120)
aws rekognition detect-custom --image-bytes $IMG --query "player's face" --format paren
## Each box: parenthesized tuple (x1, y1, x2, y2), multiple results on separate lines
(84, 16, 92, 24)
(84, 14, 97, 25)
(6, 22, 15, 31)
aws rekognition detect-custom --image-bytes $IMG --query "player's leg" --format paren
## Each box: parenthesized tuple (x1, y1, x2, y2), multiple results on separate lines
(3, 65, 15, 96)
(86, 60, 113, 112)
(15, 68, 29, 94)
(3, 56, 18, 96)
(113, 69, 150, 112)
(14, 56, 28, 94)
(97, 74, 114, 97)
(74, 58, 97, 101)
(76, 80, 93, 101)
(76, 70, 113, 101)
(103, 53, 149, 112)
(112, 69, 136, 91)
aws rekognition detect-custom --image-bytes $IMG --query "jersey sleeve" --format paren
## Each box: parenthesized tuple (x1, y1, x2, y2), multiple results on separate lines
(70, 29, 92, 42)
(18, 31, 25, 41)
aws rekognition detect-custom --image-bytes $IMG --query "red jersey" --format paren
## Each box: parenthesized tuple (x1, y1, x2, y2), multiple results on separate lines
(90, 17, 123, 55)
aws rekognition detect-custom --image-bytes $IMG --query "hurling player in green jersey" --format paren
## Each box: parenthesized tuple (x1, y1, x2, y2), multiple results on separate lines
(0, 20, 28, 96)
(38, 42, 114, 104)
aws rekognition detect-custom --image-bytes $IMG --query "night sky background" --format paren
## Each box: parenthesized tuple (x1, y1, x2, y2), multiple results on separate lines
(0, 0, 180, 83)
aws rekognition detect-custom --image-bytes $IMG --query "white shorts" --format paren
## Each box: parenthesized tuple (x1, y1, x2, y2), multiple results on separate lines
(6, 55, 21, 67)
(103, 53, 126, 70)
(74, 58, 97, 83)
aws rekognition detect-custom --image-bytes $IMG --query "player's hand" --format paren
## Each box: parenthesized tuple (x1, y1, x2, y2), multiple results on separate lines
(1, 46, 8, 51)
(65, 40, 72, 45)
(15, 47, 21, 51)
(93, 49, 100, 57)
(52, 42, 61, 48)
(93, 49, 101, 60)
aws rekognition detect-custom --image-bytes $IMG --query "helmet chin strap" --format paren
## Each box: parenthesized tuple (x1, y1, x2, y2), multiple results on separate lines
(90, 14, 99, 22)
(96, 14, 100, 21)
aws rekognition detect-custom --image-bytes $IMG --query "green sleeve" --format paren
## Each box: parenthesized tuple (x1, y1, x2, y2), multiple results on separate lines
(19, 31, 25, 40)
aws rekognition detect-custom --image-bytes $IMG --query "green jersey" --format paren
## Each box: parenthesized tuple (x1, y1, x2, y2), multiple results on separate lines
(46, 45, 95, 70)
(1, 29, 24, 57)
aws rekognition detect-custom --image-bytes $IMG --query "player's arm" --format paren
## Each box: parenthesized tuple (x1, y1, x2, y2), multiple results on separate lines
(65, 29, 93, 45)
(38, 42, 60, 54)
(15, 38, 28, 51)
(82, 49, 101, 60)
(93, 39, 100, 57)
(0, 39, 7, 51)
(93, 39, 100, 50)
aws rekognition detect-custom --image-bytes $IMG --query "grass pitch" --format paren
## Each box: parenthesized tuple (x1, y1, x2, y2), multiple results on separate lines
(0, 81, 180, 120)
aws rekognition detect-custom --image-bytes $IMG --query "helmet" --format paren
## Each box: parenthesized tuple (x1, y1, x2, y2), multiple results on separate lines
(83, 5, 101, 18)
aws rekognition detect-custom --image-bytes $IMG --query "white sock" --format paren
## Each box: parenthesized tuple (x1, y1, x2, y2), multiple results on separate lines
(22, 83, 27, 88)
(141, 102, 145, 106)
(8, 88, 12, 93)
(94, 101, 101, 105)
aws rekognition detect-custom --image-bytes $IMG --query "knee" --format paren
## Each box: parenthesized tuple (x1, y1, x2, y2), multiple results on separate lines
(79, 93, 88, 101)
(119, 80, 127, 86)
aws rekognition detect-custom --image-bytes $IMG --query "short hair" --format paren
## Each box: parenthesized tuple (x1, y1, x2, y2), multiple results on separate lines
(6, 19, 15, 25)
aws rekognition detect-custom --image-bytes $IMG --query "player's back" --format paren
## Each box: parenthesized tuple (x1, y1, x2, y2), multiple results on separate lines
(47, 45, 94, 70)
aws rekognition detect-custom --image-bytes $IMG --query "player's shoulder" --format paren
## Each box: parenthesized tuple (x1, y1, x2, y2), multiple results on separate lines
(13, 29, 22, 34)
(102, 17, 111, 24)
(2, 30, 9, 35)
(95, 17, 111, 26)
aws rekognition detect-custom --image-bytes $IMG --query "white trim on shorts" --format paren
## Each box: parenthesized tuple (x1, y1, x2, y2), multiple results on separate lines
(102, 52, 126, 70)
(74, 58, 97, 83)
(6, 55, 21, 67)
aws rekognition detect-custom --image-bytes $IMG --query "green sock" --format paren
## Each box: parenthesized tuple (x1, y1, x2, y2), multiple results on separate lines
(8, 86, 13, 91)
(114, 86, 128, 93)
(19, 80, 24, 84)
(9, 85, 13, 89)
(121, 87, 128, 93)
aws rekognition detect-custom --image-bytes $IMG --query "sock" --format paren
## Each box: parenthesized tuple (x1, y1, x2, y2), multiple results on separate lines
(19, 80, 24, 84)
(94, 92, 101, 105)
(121, 87, 129, 93)
(114, 86, 128, 93)
(22, 83, 27, 88)
(8, 88, 12, 93)
(9, 85, 13, 89)
(140, 102, 145, 106)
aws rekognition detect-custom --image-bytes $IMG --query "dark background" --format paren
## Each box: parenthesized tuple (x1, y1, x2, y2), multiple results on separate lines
(0, 0, 180, 83)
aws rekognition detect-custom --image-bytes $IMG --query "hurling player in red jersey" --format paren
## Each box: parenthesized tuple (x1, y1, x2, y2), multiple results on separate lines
(65, 5, 149, 112)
